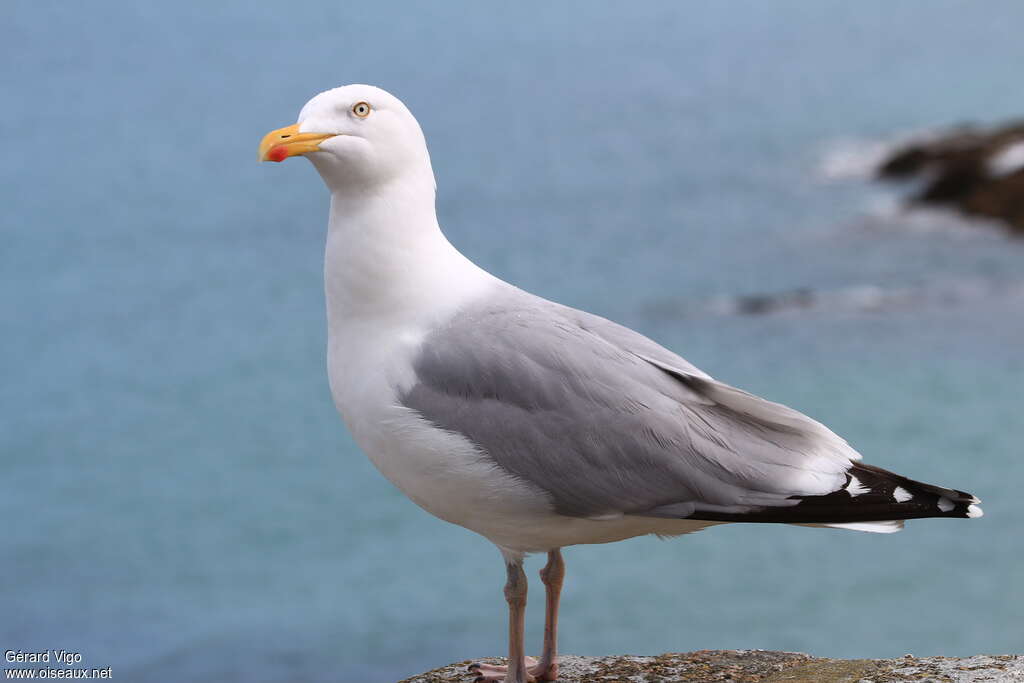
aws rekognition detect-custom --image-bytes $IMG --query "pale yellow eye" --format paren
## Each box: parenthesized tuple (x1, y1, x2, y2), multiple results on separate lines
(352, 101, 371, 118)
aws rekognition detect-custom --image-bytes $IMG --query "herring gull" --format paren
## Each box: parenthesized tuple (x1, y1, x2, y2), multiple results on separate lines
(258, 84, 982, 683)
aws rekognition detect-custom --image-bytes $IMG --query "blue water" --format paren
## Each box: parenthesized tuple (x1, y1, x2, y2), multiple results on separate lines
(4, 2, 1023, 680)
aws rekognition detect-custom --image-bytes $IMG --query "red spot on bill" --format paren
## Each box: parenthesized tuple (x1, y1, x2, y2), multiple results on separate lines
(268, 146, 289, 162)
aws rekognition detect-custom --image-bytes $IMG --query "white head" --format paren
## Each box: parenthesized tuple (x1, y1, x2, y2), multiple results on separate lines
(259, 84, 435, 194)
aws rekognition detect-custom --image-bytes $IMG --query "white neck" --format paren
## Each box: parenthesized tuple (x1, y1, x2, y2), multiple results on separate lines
(322, 175, 495, 342)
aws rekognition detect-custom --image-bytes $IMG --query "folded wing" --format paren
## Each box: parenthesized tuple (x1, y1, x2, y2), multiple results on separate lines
(399, 287, 979, 527)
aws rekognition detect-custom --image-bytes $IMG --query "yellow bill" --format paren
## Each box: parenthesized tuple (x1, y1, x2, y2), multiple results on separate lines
(258, 124, 336, 162)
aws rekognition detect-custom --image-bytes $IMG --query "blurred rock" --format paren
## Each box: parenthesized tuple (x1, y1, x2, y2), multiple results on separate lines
(877, 122, 1024, 233)
(403, 650, 1024, 682)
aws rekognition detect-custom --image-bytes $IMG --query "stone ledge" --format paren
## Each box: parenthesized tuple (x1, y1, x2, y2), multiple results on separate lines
(401, 650, 1024, 682)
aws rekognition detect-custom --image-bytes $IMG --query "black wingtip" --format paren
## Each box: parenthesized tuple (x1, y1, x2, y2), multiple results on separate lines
(679, 463, 983, 526)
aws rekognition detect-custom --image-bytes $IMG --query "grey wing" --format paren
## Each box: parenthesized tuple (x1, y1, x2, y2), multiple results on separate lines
(399, 287, 861, 521)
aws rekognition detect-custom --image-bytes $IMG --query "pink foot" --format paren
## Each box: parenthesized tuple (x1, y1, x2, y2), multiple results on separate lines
(467, 656, 558, 682)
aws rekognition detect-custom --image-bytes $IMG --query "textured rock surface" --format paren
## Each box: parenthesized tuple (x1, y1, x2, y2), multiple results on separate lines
(402, 650, 1024, 682)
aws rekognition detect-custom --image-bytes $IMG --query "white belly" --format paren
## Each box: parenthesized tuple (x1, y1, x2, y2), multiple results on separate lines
(326, 322, 554, 543)
(326, 320, 718, 555)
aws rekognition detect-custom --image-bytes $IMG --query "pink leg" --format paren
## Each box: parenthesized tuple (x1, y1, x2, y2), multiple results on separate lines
(534, 549, 565, 681)
(470, 559, 534, 682)
(469, 550, 565, 682)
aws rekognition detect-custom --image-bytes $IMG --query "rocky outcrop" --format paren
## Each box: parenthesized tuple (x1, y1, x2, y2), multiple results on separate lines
(402, 650, 1024, 682)
(877, 122, 1024, 233)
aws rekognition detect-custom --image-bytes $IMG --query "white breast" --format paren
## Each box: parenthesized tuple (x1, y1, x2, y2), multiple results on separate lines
(317, 178, 709, 554)
(327, 321, 720, 554)
(326, 315, 557, 545)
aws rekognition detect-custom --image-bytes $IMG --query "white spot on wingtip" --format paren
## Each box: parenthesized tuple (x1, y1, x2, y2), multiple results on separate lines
(893, 486, 912, 503)
(937, 497, 954, 512)
(846, 475, 869, 497)
(967, 504, 983, 518)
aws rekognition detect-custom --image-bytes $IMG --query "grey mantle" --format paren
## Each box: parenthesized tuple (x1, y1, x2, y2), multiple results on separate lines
(401, 650, 1024, 682)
